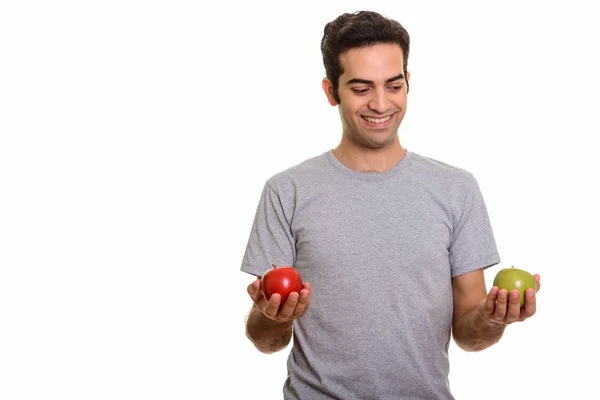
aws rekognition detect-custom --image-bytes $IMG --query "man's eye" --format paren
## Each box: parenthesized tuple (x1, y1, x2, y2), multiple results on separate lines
(388, 86, 403, 92)
(351, 88, 370, 94)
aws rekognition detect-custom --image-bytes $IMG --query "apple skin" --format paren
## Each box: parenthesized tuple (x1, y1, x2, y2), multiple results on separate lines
(261, 264, 303, 304)
(492, 266, 536, 307)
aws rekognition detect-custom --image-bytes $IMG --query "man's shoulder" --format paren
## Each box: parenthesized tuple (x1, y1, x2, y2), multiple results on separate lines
(410, 151, 476, 183)
(265, 151, 331, 188)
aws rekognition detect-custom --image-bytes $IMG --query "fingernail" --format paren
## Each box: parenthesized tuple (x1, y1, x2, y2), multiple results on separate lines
(499, 291, 507, 299)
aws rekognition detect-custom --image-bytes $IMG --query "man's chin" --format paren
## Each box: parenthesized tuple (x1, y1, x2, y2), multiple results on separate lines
(362, 139, 396, 150)
(363, 131, 398, 148)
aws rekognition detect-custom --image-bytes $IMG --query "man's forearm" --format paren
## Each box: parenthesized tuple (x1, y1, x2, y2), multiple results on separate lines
(453, 308, 506, 352)
(245, 304, 293, 354)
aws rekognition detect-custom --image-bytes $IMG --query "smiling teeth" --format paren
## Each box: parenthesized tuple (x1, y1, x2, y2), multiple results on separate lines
(363, 115, 392, 123)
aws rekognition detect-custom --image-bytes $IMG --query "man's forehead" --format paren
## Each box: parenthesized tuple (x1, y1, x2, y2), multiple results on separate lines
(339, 43, 405, 79)
(340, 43, 405, 60)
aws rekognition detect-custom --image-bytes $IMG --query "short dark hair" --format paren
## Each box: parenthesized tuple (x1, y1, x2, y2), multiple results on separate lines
(321, 11, 411, 103)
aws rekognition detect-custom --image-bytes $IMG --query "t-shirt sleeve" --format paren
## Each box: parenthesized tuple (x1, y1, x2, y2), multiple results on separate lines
(449, 173, 501, 277)
(240, 182, 297, 278)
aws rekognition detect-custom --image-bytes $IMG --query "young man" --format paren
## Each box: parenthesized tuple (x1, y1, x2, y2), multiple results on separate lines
(241, 10, 541, 400)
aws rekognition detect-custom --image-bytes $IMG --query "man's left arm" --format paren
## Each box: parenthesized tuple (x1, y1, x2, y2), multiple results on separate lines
(451, 268, 541, 352)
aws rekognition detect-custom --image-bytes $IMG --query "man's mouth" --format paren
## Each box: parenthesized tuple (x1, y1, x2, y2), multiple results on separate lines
(361, 114, 394, 124)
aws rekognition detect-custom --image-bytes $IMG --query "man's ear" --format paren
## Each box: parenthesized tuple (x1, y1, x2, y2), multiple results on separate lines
(322, 78, 338, 106)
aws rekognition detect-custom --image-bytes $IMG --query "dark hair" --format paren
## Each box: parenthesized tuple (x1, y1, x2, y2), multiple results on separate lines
(321, 11, 411, 103)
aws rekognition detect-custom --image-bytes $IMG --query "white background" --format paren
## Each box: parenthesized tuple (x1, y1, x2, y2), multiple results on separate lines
(1, 0, 598, 399)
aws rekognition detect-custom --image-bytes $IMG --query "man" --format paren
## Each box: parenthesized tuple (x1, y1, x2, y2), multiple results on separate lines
(241, 10, 541, 400)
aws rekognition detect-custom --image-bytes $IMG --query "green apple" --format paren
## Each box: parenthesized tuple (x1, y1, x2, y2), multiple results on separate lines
(492, 266, 536, 307)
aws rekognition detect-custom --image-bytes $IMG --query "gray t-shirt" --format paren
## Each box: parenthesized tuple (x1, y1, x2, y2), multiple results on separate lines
(241, 150, 500, 400)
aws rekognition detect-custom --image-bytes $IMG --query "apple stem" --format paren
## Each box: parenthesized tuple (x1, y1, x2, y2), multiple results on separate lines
(272, 264, 278, 269)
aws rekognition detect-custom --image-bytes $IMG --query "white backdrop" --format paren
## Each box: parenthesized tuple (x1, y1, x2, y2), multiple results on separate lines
(1, 1, 598, 399)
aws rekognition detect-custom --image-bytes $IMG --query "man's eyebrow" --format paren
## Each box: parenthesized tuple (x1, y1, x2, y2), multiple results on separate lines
(346, 73, 405, 85)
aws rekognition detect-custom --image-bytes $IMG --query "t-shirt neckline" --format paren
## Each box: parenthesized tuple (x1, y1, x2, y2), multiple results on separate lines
(325, 149, 413, 182)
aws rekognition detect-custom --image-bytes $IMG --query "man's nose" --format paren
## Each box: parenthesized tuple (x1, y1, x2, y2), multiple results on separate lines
(368, 89, 390, 114)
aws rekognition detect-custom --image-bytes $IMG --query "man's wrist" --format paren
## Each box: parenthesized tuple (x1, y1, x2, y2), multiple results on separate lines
(477, 310, 506, 331)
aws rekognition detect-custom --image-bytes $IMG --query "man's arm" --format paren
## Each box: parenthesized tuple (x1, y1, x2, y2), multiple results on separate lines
(246, 303, 294, 354)
(245, 278, 311, 354)
(451, 268, 540, 352)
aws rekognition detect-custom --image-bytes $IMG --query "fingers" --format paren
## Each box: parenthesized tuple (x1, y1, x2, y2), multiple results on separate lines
(248, 279, 268, 308)
(263, 293, 282, 318)
(504, 290, 521, 322)
(483, 286, 500, 316)
(248, 279, 312, 322)
(486, 285, 537, 326)
(277, 292, 299, 319)
(293, 283, 312, 317)
(493, 289, 521, 321)
(247, 279, 261, 305)
(520, 287, 537, 319)
(534, 274, 541, 292)
(494, 289, 509, 320)
(247, 279, 261, 300)
(276, 283, 312, 320)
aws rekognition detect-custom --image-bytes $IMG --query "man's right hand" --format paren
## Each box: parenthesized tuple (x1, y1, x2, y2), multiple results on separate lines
(247, 278, 312, 323)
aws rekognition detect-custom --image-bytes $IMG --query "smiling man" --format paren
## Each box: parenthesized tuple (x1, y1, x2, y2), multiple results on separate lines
(325, 43, 409, 173)
(241, 10, 540, 400)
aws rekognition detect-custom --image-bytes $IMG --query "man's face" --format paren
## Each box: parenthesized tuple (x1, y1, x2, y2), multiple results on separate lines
(324, 43, 410, 149)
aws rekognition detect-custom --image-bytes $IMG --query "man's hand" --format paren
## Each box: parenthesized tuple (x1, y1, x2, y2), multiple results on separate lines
(247, 278, 312, 323)
(479, 274, 541, 326)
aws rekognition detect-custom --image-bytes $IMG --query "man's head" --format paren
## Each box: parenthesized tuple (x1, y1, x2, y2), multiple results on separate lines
(321, 11, 411, 150)
(321, 11, 410, 104)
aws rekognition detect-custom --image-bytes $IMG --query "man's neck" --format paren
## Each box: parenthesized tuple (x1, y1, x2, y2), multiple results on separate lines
(332, 141, 406, 173)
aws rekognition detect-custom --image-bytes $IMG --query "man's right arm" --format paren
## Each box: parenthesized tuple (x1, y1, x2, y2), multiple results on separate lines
(245, 278, 312, 354)
(246, 304, 294, 354)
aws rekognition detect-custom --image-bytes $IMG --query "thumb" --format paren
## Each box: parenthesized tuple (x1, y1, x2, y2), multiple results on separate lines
(247, 278, 262, 301)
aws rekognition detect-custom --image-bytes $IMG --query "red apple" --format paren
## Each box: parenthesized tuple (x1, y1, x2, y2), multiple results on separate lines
(261, 264, 303, 304)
